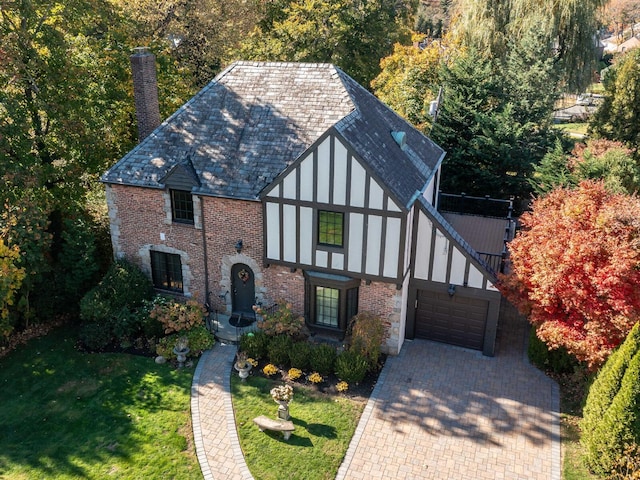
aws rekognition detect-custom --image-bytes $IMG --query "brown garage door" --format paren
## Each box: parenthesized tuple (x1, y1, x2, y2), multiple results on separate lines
(415, 290, 488, 350)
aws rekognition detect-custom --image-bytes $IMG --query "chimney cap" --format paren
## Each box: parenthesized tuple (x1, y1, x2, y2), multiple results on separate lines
(132, 46, 150, 56)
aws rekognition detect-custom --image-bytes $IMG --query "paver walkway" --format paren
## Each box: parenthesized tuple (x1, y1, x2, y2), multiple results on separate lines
(191, 302, 560, 479)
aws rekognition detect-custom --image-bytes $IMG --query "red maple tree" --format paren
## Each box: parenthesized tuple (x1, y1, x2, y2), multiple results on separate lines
(500, 181, 640, 368)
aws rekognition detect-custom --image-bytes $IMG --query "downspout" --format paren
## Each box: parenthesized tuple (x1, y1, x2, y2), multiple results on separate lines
(199, 195, 211, 309)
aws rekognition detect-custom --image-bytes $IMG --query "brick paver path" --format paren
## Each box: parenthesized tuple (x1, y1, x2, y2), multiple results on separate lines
(192, 302, 560, 480)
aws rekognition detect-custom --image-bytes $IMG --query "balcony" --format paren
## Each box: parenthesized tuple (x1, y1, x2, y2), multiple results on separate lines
(437, 192, 516, 274)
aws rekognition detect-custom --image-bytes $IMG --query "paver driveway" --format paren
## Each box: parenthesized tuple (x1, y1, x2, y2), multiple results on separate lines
(191, 302, 560, 480)
(336, 302, 560, 480)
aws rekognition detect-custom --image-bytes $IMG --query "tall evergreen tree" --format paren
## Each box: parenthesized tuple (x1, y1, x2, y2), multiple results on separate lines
(590, 49, 640, 151)
(430, 47, 556, 200)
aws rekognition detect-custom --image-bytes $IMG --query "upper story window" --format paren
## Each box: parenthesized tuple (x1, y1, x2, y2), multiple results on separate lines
(151, 250, 183, 293)
(171, 189, 194, 224)
(318, 210, 344, 247)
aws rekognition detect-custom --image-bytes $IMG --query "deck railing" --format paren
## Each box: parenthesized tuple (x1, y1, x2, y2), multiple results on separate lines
(438, 192, 514, 218)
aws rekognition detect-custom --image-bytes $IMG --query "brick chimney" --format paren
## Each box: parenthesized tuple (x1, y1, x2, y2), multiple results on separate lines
(130, 47, 161, 142)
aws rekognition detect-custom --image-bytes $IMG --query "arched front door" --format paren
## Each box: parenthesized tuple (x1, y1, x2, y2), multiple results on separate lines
(231, 263, 255, 315)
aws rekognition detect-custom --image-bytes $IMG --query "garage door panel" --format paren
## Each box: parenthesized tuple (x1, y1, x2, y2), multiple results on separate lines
(415, 290, 488, 350)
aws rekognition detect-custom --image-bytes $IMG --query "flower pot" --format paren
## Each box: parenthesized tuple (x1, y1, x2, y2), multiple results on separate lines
(173, 346, 190, 368)
(235, 362, 252, 381)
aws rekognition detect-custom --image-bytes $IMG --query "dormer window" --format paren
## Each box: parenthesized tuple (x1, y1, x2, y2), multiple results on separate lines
(171, 189, 194, 224)
(318, 210, 344, 247)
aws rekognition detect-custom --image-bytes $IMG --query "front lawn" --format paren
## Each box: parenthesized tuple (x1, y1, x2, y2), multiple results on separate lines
(231, 375, 365, 480)
(0, 326, 201, 479)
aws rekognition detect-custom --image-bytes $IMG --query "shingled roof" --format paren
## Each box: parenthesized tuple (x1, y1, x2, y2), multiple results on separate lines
(102, 61, 445, 206)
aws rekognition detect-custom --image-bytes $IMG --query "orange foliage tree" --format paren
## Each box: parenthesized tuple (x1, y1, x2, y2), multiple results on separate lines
(499, 181, 640, 368)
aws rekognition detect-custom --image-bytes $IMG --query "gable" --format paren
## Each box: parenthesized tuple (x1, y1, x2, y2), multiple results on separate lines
(412, 196, 498, 291)
(160, 161, 200, 190)
(262, 132, 403, 213)
(262, 132, 407, 281)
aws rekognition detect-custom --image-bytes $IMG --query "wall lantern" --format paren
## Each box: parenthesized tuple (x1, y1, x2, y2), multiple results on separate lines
(448, 284, 456, 297)
(235, 239, 243, 254)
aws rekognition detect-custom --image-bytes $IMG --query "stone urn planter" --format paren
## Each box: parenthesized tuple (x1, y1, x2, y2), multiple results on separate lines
(234, 351, 252, 381)
(173, 337, 190, 368)
(276, 400, 290, 420)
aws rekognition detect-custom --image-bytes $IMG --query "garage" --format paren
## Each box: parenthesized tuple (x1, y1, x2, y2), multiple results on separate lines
(415, 290, 489, 350)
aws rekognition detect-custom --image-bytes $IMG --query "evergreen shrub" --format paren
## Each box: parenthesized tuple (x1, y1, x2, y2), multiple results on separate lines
(581, 323, 640, 476)
(78, 260, 153, 350)
(335, 350, 368, 383)
(267, 334, 292, 366)
(527, 326, 578, 374)
(310, 343, 336, 375)
(288, 341, 312, 370)
(239, 330, 269, 359)
(349, 312, 385, 370)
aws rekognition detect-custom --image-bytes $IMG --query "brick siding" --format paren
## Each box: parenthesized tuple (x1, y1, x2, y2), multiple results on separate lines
(107, 184, 405, 352)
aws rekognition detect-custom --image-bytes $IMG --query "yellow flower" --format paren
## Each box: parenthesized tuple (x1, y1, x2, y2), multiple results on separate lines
(247, 358, 258, 367)
(336, 381, 349, 392)
(308, 372, 323, 384)
(263, 363, 278, 376)
(288, 368, 302, 380)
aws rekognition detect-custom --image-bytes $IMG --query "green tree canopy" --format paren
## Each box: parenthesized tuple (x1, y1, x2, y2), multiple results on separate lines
(112, 0, 262, 89)
(531, 139, 640, 195)
(590, 48, 640, 151)
(371, 39, 443, 129)
(450, 0, 604, 91)
(234, 0, 414, 87)
(0, 0, 135, 327)
(429, 46, 557, 200)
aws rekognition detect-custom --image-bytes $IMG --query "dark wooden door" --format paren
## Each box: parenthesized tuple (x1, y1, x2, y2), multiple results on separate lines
(231, 263, 255, 314)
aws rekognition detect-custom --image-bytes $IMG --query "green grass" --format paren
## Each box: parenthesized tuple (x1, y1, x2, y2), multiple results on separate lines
(554, 122, 589, 137)
(0, 326, 201, 479)
(231, 375, 365, 480)
(562, 415, 599, 480)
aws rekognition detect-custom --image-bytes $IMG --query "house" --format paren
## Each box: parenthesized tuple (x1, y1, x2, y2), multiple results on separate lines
(102, 50, 503, 356)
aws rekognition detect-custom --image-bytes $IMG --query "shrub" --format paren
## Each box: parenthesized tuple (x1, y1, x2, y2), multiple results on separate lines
(348, 312, 385, 370)
(136, 300, 165, 339)
(79, 260, 153, 324)
(527, 326, 579, 374)
(581, 323, 640, 476)
(186, 325, 215, 356)
(156, 335, 177, 360)
(255, 301, 309, 340)
(149, 296, 206, 334)
(155, 326, 214, 359)
(288, 341, 312, 370)
(310, 343, 336, 375)
(110, 307, 142, 339)
(267, 334, 292, 366)
(239, 330, 269, 359)
(335, 350, 369, 383)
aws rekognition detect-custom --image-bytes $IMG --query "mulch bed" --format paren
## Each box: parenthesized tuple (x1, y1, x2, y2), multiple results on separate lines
(234, 355, 386, 403)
